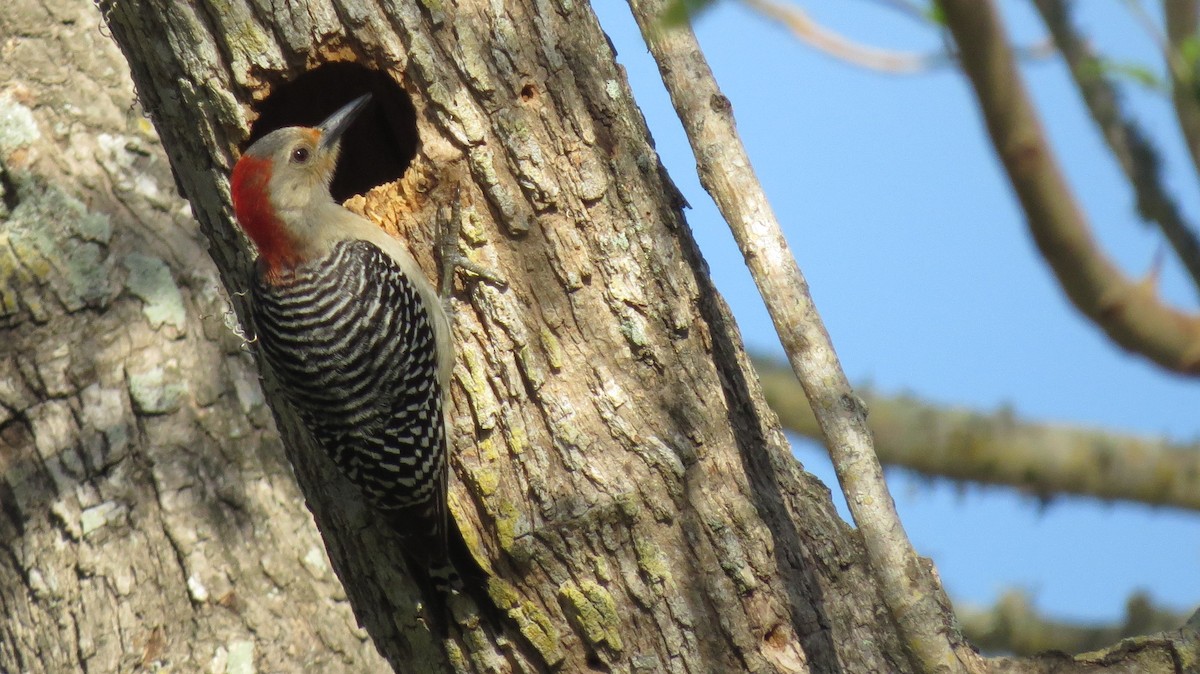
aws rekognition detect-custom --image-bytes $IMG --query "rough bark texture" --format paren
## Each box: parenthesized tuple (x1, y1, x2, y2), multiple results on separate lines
(4, 1, 1200, 673)
(0, 0, 390, 672)
(627, 4, 977, 672)
(92, 0, 912, 672)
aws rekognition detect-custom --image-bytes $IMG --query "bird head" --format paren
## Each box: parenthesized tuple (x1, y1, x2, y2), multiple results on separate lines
(231, 94, 372, 273)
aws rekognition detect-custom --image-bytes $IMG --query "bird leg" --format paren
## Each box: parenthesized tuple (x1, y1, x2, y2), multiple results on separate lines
(437, 185, 506, 307)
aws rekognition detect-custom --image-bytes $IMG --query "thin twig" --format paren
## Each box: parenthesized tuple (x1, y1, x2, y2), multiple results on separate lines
(626, 2, 984, 672)
(741, 0, 1055, 75)
(1035, 0, 1200, 298)
(1123, 0, 1190, 82)
(1163, 2, 1200, 187)
(744, 0, 946, 73)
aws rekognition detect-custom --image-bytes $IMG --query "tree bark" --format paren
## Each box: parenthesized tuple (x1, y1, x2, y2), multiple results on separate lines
(91, 0, 913, 672)
(7, 0, 1197, 672)
(0, 0, 390, 671)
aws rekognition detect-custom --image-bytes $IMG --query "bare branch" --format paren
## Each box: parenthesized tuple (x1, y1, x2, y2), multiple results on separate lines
(960, 590, 1192, 657)
(755, 355, 1200, 511)
(1122, 0, 1188, 80)
(627, 2, 986, 672)
(989, 615, 1200, 672)
(1034, 0, 1200, 298)
(940, 0, 1200, 376)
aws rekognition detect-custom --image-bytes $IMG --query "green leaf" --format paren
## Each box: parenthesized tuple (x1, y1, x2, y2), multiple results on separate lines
(925, 3, 947, 26)
(1098, 58, 1166, 92)
(1179, 35, 1200, 67)
(661, 0, 719, 27)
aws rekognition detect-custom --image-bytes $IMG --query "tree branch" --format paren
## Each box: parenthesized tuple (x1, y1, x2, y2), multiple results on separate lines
(990, 611, 1200, 673)
(627, 2, 984, 672)
(1034, 0, 1200, 298)
(756, 355, 1200, 511)
(959, 590, 1193, 657)
(940, 0, 1200, 377)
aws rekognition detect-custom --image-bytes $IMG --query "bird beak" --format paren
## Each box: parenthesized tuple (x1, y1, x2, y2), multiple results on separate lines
(318, 94, 372, 151)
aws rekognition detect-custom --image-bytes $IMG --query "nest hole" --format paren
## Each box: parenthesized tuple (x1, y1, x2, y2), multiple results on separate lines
(244, 62, 418, 202)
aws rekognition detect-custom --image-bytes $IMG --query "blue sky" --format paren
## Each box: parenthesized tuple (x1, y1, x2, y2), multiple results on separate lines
(593, 2, 1200, 624)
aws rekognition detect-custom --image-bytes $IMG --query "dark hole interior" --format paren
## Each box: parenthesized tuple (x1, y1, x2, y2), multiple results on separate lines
(244, 63, 418, 202)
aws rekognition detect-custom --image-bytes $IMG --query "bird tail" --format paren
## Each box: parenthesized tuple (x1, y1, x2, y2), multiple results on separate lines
(385, 496, 456, 582)
(385, 497, 495, 634)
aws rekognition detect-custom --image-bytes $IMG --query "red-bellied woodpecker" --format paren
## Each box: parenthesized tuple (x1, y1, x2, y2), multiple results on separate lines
(229, 94, 460, 596)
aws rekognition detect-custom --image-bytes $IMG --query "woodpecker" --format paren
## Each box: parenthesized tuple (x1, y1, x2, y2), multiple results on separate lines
(229, 94, 460, 595)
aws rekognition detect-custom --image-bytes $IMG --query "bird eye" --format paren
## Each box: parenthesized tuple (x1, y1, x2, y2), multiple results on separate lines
(291, 146, 310, 163)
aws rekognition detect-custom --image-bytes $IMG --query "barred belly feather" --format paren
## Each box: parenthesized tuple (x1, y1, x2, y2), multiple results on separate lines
(250, 240, 445, 513)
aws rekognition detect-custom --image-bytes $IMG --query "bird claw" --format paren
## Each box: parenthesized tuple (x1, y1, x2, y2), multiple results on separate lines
(449, 254, 507, 289)
(438, 185, 506, 301)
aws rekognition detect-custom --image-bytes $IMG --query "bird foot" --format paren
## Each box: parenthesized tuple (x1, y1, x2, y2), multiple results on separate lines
(438, 185, 507, 302)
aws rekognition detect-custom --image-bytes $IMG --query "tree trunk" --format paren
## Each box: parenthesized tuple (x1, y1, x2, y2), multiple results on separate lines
(5, 1, 1199, 672)
(87, 0, 912, 672)
(0, 0, 390, 671)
